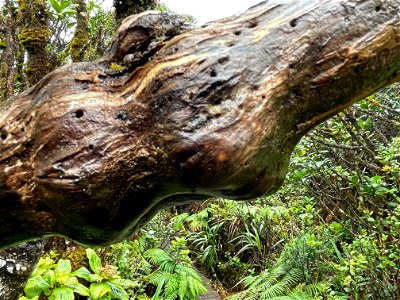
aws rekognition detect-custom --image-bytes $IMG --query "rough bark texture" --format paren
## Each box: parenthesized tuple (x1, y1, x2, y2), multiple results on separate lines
(0, 0, 18, 102)
(1, 0, 400, 249)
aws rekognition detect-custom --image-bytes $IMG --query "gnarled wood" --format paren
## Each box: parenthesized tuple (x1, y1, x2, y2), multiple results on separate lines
(1, 0, 400, 248)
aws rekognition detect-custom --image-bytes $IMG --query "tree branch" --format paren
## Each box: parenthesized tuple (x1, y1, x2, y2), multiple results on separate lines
(1, 0, 400, 248)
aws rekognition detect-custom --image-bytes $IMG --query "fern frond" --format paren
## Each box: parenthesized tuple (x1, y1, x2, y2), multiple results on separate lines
(159, 260, 175, 273)
(178, 274, 188, 300)
(144, 248, 172, 266)
(164, 276, 179, 299)
(303, 281, 328, 296)
(260, 281, 286, 299)
(147, 270, 170, 286)
(280, 268, 303, 288)
(175, 264, 201, 281)
(187, 275, 207, 298)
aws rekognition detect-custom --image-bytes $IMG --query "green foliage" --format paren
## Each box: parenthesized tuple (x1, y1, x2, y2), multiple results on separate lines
(228, 264, 324, 300)
(19, 248, 136, 300)
(100, 229, 207, 299)
(143, 238, 207, 300)
(47, 0, 77, 27)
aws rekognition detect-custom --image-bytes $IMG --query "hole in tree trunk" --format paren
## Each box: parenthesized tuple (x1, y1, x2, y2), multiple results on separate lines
(75, 110, 84, 118)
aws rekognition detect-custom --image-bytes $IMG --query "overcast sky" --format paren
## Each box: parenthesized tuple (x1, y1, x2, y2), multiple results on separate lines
(101, 0, 262, 25)
(161, 0, 262, 25)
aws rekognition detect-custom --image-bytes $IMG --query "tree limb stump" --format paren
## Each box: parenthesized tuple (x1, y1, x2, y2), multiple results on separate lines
(1, 0, 400, 248)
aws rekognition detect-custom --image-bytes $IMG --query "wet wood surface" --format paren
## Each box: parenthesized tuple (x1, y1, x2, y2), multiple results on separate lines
(1, 0, 400, 248)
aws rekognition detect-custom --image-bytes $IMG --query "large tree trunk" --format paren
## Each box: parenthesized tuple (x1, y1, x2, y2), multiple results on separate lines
(1, 0, 400, 249)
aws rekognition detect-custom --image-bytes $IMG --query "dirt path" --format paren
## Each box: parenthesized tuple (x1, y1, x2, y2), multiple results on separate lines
(195, 267, 222, 300)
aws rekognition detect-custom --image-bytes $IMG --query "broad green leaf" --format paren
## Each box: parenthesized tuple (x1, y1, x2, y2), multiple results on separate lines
(32, 257, 55, 277)
(72, 283, 90, 296)
(90, 282, 111, 299)
(64, 276, 90, 296)
(55, 259, 72, 275)
(106, 282, 129, 300)
(43, 270, 56, 288)
(73, 267, 91, 281)
(18, 296, 39, 300)
(110, 278, 137, 288)
(73, 267, 103, 282)
(351, 175, 359, 184)
(61, 8, 76, 16)
(48, 0, 61, 13)
(49, 287, 74, 300)
(86, 249, 103, 275)
(24, 276, 51, 298)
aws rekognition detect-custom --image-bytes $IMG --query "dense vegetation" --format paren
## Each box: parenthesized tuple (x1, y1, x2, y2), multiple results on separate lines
(1, 1, 399, 299)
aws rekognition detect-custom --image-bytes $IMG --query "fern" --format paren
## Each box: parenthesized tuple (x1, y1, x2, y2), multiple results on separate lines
(143, 244, 207, 300)
(144, 248, 172, 266)
(228, 264, 317, 300)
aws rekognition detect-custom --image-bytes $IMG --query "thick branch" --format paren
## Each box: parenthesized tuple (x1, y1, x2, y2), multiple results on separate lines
(1, 0, 400, 248)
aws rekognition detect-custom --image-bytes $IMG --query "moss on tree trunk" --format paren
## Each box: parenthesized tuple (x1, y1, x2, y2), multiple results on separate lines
(70, 0, 89, 62)
(18, 0, 54, 86)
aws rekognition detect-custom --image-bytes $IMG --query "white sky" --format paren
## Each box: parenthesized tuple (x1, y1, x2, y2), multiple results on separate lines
(101, 0, 263, 25)
(161, 0, 263, 25)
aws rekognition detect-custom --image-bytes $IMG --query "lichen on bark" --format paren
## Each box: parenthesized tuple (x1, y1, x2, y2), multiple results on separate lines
(70, 0, 89, 62)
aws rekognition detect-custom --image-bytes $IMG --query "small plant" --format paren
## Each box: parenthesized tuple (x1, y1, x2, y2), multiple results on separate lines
(228, 264, 325, 300)
(144, 237, 207, 300)
(47, 0, 77, 26)
(19, 249, 136, 300)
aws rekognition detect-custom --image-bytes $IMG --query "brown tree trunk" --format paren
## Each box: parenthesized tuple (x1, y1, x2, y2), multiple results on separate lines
(0, 0, 18, 102)
(18, 0, 58, 86)
(0, 0, 400, 249)
(70, 0, 89, 62)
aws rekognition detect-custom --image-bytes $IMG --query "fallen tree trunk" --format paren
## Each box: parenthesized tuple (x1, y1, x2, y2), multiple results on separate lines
(1, 0, 400, 248)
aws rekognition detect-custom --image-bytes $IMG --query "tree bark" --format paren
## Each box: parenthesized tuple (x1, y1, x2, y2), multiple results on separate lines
(1, 0, 400, 248)
(70, 0, 89, 62)
(18, 0, 59, 86)
(0, 0, 18, 102)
